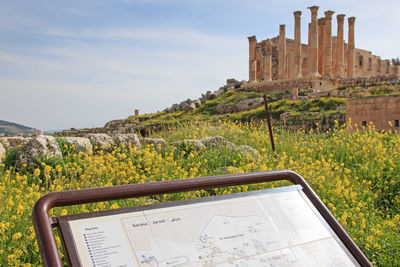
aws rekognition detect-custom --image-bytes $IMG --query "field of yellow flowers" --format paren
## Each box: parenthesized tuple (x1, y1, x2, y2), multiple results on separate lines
(0, 121, 399, 266)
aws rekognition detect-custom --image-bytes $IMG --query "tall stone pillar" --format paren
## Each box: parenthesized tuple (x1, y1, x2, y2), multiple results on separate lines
(263, 41, 272, 81)
(335, 14, 345, 78)
(279, 24, 286, 79)
(256, 46, 264, 80)
(318, 18, 325, 76)
(331, 36, 337, 76)
(293, 11, 302, 78)
(324, 10, 335, 77)
(377, 58, 382, 75)
(308, 6, 320, 77)
(347, 17, 356, 78)
(384, 59, 390, 74)
(248, 36, 257, 81)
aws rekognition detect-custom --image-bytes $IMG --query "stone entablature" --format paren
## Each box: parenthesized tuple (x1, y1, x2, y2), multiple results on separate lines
(346, 96, 400, 132)
(248, 6, 400, 82)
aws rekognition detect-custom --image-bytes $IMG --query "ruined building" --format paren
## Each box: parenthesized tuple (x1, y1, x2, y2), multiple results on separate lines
(247, 6, 399, 91)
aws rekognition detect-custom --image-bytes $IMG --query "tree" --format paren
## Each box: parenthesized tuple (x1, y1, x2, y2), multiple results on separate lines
(391, 57, 400, 65)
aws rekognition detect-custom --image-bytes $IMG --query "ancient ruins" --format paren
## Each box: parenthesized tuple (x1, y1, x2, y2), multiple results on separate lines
(247, 6, 400, 91)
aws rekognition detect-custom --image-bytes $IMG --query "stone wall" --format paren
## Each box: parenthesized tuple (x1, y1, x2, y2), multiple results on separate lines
(346, 95, 400, 131)
(242, 75, 397, 94)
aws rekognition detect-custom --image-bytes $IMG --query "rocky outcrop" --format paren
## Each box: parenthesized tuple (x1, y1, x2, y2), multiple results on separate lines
(16, 135, 62, 169)
(170, 139, 206, 151)
(215, 103, 236, 114)
(63, 137, 93, 153)
(86, 133, 115, 150)
(140, 138, 166, 153)
(0, 136, 28, 150)
(114, 134, 141, 149)
(236, 98, 264, 112)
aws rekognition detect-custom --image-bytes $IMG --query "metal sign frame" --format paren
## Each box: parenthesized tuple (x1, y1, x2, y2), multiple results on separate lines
(32, 169, 372, 267)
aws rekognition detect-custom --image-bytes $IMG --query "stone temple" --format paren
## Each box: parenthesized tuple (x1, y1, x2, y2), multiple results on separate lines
(246, 6, 399, 91)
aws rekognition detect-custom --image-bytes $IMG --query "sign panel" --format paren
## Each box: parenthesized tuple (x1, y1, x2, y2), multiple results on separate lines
(62, 185, 359, 267)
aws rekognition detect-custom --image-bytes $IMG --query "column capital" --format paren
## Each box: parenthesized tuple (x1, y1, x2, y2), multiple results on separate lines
(337, 14, 346, 22)
(247, 36, 257, 42)
(279, 24, 286, 31)
(324, 10, 335, 20)
(318, 17, 326, 25)
(308, 5, 319, 14)
(293, 11, 302, 17)
(348, 17, 356, 25)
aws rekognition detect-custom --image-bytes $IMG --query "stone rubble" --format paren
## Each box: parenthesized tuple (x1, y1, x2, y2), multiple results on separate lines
(0, 136, 28, 150)
(86, 133, 115, 150)
(62, 137, 93, 153)
(163, 79, 244, 113)
(2, 133, 260, 169)
(113, 134, 141, 149)
(16, 135, 62, 169)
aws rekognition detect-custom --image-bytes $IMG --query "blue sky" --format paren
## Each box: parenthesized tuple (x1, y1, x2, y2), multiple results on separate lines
(0, 0, 399, 131)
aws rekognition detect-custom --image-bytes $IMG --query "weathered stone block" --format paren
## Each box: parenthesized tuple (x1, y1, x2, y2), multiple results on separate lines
(63, 137, 93, 153)
(16, 135, 62, 169)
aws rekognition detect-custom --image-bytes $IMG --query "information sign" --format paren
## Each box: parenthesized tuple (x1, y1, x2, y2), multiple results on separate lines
(60, 186, 358, 267)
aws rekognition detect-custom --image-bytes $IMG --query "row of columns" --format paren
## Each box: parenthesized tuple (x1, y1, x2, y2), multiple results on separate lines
(307, 6, 356, 79)
(248, 6, 356, 81)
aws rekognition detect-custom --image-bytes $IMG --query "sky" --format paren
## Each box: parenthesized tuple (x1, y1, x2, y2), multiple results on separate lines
(0, 0, 399, 131)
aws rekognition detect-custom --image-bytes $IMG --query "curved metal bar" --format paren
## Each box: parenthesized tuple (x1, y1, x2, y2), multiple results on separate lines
(32, 169, 371, 267)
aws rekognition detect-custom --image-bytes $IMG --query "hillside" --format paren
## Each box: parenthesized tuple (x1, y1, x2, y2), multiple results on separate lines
(108, 80, 399, 135)
(0, 120, 40, 136)
(54, 79, 400, 137)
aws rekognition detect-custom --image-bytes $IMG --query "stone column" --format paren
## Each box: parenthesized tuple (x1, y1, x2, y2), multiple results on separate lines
(308, 6, 320, 76)
(293, 11, 302, 78)
(318, 18, 325, 76)
(263, 42, 272, 81)
(347, 17, 356, 78)
(248, 36, 257, 81)
(324, 10, 335, 76)
(256, 46, 264, 80)
(279, 24, 286, 79)
(385, 59, 390, 74)
(377, 58, 382, 75)
(335, 14, 345, 78)
(332, 36, 337, 76)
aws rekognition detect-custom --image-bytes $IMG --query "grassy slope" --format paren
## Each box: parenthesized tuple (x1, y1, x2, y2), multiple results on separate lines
(126, 89, 347, 132)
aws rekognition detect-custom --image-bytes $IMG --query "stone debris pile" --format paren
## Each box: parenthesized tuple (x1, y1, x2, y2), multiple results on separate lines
(0, 134, 258, 168)
(163, 79, 244, 113)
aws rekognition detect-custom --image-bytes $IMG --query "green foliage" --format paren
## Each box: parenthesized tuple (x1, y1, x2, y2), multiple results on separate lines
(2, 146, 21, 169)
(267, 97, 346, 120)
(368, 86, 395, 96)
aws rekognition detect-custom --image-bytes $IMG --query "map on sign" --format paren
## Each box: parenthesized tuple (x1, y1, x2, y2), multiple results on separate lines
(67, 186, 358, 267)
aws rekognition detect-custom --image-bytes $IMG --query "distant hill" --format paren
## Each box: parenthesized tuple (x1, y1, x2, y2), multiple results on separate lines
(0, 120, 40, 136)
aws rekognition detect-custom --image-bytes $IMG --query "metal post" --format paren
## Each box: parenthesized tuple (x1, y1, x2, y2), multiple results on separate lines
(263, 95, 276, 153)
